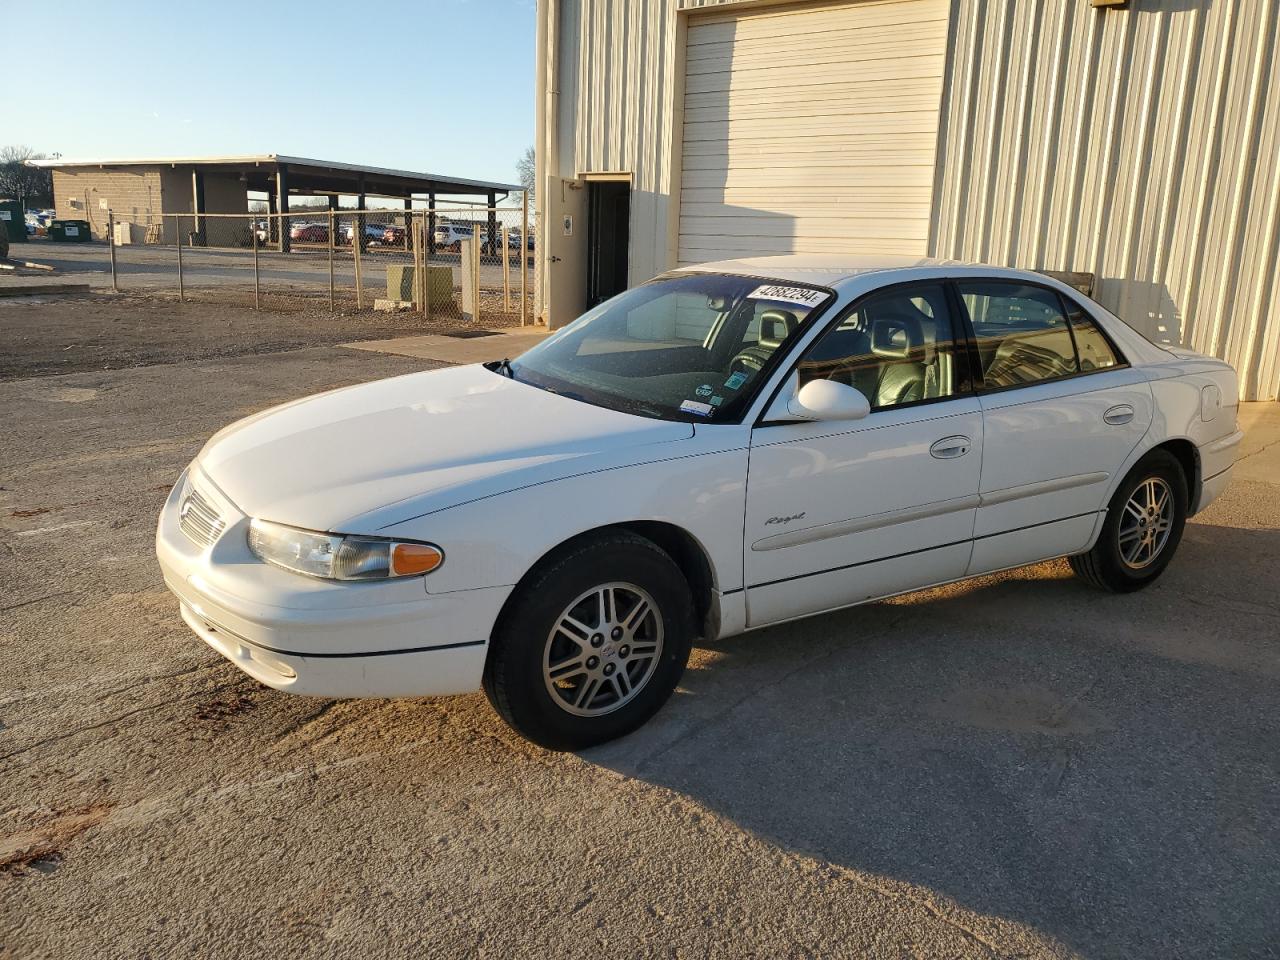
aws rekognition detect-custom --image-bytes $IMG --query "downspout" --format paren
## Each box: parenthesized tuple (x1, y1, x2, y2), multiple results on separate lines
(536, 0, 560, 324)
(534, 0, 547, 321)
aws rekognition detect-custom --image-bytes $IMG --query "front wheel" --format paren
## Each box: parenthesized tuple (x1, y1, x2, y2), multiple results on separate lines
(482, 532, 695, 750)
(1069, 449, 1188, 592)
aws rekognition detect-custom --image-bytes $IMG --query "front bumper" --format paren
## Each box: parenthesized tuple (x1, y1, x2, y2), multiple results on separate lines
(156, 467, 510, 698)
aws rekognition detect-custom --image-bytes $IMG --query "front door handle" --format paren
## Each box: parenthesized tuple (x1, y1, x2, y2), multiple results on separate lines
(1104, 404, 1134, 425)
(930, 436, 972, 459)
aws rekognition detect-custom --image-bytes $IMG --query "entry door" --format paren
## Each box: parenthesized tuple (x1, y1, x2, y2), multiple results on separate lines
(546, 177, 588, 326)
(744, 280, 982, 627)
(587, 181, 630, 307)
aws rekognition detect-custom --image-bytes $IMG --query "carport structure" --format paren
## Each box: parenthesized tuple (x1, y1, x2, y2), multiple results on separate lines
(252, 155, 520, 252)
(43, 154, 520, 251)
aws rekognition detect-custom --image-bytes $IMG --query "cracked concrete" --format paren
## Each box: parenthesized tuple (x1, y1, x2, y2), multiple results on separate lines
(2, 300, 1279, 959)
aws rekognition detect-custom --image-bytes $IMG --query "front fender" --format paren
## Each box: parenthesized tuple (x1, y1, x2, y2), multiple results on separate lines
(380, 440, 750, 601)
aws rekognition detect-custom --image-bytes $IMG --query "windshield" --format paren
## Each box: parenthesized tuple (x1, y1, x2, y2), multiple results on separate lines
(505, 273, 831, 422)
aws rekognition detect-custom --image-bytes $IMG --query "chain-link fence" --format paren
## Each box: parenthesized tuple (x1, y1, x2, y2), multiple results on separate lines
(103, 200, 532, 326)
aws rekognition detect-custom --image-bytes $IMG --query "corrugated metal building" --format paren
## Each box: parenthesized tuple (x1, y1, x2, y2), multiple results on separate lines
(537, 0, 1280, 400)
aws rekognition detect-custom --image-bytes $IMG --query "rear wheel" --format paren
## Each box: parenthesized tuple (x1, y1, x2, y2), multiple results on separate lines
(483, 532, 695, 750)
(1069, 449, 1188, 592)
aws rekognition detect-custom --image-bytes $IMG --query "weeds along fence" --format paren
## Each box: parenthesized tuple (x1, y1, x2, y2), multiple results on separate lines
(104, 200, 531, 325)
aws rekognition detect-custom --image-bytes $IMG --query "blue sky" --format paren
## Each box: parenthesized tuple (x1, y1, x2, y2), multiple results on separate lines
(10, 0, 535, 186)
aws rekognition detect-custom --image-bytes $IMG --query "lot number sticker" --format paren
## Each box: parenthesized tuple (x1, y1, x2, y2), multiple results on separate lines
(748, 284, 826, 308)
(680, 399, 713, 417)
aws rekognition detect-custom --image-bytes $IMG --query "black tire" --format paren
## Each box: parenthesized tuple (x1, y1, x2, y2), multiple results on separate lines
(483, 532, 696, 751)
(1069, 449, 1188, 592)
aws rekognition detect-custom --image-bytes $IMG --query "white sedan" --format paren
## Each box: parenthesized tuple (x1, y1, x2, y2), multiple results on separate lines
(157, 257, 1242, 749)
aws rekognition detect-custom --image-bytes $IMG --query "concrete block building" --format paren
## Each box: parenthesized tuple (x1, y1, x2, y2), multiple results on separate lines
(43, 155, 518, 249)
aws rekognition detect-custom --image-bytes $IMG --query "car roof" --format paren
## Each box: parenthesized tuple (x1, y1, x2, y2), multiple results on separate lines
(674, 254, 1078, 292)
(674, 254, 1177, 367)
(674, 254, 962, 287)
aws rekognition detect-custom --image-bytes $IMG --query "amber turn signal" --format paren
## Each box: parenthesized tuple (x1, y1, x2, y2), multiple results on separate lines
(391, 543, 444, 576)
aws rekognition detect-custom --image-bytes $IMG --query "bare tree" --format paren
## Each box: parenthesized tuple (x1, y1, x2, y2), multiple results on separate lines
(516, 145, 535, 205)
(0, 145, 54, 209)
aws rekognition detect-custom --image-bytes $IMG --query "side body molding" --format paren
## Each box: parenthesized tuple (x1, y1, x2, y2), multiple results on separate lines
(750, 473, 1109, 553)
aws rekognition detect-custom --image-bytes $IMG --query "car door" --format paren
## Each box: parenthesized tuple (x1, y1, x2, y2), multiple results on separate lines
(744, 281, 983, 627)
(955, 279, 1153, 574)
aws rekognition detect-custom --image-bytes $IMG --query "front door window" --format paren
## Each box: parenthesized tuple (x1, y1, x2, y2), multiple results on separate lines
(797, 282, 969, 410)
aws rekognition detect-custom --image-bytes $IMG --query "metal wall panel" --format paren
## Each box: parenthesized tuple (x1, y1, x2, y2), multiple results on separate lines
(550, 0, 1279, 396)
(551, 0, 686, 287)
(548, 0, 821, 291)
(930, 0, 1280, 400)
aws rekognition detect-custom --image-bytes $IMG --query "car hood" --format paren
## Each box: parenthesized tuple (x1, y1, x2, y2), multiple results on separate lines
(196, 364, 694, 531)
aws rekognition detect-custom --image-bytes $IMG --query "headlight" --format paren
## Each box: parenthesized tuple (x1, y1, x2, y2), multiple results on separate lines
(247, 519, 443, 581)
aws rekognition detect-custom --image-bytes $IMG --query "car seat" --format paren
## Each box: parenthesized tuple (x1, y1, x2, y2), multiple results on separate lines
(868, 313, 928, 406)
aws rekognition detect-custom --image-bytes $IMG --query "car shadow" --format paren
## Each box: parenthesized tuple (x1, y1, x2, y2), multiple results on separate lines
(584, 520, 1280, 958)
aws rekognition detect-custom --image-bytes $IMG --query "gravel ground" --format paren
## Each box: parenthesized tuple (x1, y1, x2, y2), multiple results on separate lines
(7, 240, 530, 329)
(0, 295, 480, 381)
(1, 298, 1278, 959)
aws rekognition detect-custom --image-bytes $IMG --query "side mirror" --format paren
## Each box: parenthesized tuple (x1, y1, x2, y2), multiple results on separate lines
(788, 378, 871, 422)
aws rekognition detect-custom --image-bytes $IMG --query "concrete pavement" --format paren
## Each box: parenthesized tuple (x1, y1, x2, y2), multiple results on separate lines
(343, 327, 550, 365)
(2, 309, 1277, 958)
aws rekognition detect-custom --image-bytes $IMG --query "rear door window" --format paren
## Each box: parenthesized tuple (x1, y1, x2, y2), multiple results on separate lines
(957, 282, 1078, 388)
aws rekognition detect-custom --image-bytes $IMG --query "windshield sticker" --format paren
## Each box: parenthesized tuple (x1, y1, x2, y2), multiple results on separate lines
(709, 395, 724, 407)
(724, 371, 748, 390)
(747, 284, 827, 308)
(694, 383, 714, 398)
(680, 399, 714, 417)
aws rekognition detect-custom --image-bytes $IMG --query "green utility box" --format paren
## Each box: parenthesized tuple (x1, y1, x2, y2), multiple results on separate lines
(386, 264, 454, 307)
(48, 219, 92, 242)
(0, 199, 24, 243)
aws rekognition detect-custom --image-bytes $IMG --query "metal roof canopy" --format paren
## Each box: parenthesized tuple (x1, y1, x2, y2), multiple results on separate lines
(37, 154, 520, 200)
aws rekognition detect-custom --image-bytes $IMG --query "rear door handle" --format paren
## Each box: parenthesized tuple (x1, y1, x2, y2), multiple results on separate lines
(930, 436, 972, 459)
(1104, 404, 1134, 425)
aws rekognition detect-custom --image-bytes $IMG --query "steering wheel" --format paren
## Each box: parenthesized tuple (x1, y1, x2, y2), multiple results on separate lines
(730, 346, 772, 375)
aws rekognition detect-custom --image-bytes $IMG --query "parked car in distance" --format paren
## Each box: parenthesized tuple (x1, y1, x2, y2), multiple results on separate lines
(508, 229, 534, 250)
(342, 221, 388, 245)
(381, 225, 406, 245)
(288, 222, 328, 243)
(433, 222, 480, 251)
(157, 256, 1242, 750)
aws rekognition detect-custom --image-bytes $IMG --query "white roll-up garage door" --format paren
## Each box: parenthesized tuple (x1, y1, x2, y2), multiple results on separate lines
(677, 0, 948, 265)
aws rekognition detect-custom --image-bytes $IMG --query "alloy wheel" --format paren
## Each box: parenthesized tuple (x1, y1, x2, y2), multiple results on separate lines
(542, 582, 664, 717)
(1118, 476, 1174, 569)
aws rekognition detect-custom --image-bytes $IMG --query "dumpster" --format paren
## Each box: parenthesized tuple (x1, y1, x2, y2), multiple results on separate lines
(0, 198, 25, 244)
(48, 219, 92, 242)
